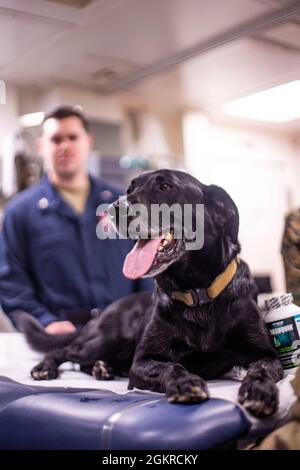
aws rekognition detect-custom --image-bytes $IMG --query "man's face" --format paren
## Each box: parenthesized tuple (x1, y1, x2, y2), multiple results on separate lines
(39, 116, 92, 180)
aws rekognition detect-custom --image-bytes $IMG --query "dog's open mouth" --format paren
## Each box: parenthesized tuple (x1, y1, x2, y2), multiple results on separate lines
(123, 231, 181, 279)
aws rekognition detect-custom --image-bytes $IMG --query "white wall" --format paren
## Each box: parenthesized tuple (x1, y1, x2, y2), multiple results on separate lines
(0, 84, 20, 197)
(183, 112, 300, 292)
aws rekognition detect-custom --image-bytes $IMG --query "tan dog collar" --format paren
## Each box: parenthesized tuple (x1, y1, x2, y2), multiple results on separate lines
(171, 258, 239, 307)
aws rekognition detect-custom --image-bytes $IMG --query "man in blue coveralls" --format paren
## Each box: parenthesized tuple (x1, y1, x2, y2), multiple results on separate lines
(0, 106, 152, 334)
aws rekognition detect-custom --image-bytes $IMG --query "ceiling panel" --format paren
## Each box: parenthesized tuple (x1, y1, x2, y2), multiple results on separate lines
(0, 14, 68, 69)
(0, 0, 84, 21)
(0, 0, 274, 81)
(51, 53, 142, 88)
(118, 34, 300, 108)
(1, 0, 300, 119)
(66, 0, 274, 66)
(262, 21, 300, 49)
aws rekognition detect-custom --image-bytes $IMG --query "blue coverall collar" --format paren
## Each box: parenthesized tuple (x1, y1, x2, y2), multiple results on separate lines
(40, 173, 101, 220)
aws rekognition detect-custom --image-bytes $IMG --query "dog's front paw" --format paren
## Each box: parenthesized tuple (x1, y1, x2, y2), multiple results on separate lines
(31, 362, 59, 381)
(167, 376, 209, 404)
(92, 360, 114, 380)
(238, 378, 279, 417)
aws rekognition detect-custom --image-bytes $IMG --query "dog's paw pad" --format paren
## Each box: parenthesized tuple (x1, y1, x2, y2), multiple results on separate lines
(242, 399, 275, 417)
(92, 360, 114, 380)
(168, 386, 209, 404)
(238, 379, 278, 417)
(31, 368, 58, 381)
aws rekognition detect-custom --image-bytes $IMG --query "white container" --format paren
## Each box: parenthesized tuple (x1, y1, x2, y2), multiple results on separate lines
(264, 293, 300, 375)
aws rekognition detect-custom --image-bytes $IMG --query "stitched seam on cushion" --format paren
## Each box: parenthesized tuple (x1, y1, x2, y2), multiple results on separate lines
(100, 398, 161, 449)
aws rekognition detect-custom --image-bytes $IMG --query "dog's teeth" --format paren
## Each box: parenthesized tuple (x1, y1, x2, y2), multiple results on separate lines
(157, 233, 174, 252)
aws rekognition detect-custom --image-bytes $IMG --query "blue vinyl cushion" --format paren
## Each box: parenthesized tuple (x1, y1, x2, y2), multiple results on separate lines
(0, 377, 250, 450)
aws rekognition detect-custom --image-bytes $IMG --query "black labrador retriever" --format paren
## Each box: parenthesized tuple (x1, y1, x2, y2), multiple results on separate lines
(18, 169, 283, 417)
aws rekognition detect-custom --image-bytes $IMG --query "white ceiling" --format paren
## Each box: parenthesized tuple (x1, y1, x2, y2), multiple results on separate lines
(1, 0, 300, 123)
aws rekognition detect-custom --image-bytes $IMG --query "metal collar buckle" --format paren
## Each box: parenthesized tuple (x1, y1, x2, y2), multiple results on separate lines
(190, 288, 213, 307)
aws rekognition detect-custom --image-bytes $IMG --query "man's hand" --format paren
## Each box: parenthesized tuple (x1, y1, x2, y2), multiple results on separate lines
(45, 321, 76, 335)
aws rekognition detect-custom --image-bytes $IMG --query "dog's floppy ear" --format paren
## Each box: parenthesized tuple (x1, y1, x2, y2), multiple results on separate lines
(204, 185, 240, 259)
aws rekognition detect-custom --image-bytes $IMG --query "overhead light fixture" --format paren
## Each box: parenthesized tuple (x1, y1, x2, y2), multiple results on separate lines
(19, 112, 45, 128)
(223, 80, 300, 123)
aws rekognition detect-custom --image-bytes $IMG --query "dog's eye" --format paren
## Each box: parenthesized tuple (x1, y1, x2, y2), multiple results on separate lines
(160, 182, 172, 191)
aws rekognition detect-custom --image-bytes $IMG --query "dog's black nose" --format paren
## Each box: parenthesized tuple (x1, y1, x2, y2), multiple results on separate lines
(108, 196, 130, 236)
(107, 202, 116, 223)
(109, 196, 129, 219)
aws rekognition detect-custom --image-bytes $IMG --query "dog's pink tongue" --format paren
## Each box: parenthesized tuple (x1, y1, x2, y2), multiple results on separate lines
(123, 236, 163, 279)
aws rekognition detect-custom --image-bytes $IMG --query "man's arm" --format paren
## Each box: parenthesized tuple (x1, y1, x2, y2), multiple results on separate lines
(0, 205, 68, 330)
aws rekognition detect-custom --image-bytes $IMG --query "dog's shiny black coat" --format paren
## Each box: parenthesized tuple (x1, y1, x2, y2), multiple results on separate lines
(21, 169, 283, 417)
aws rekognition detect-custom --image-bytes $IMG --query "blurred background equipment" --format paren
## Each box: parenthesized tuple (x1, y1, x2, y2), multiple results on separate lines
(13, 131, 43, 193)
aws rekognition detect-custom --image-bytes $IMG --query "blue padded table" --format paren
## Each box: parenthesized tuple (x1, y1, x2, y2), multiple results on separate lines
(0, 376, 250, 450)
(0, 333, 295, 450)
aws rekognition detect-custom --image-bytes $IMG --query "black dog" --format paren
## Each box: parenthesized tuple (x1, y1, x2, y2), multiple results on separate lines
(19, 169, 283, 417)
